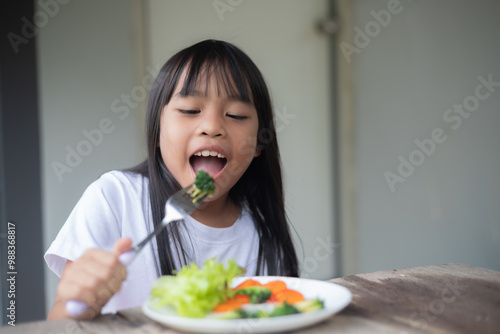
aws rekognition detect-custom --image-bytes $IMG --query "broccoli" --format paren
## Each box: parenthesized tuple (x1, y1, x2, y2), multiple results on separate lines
(191, 170, 216, 203)
(212, 300, 322, 319)
(294, 298, 325, 313)
(235, 286, 272, 304)
(212, 309, 249, 320)
(212, 309, 269, 319)
(268, 302, 300, 317)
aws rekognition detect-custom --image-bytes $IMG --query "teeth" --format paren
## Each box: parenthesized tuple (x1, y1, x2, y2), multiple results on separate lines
(193, 150, 226, 158)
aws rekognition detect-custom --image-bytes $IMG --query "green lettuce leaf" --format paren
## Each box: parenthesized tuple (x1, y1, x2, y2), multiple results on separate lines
(149, 259, 245, 318)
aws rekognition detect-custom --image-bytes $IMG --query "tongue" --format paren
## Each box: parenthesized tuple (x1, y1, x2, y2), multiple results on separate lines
(191, 156, 225, 176)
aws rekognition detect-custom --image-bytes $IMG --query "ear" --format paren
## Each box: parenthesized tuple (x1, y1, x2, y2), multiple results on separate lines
(254, 144, 263, 157)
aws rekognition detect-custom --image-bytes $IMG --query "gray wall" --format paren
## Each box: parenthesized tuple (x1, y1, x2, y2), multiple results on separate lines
(351, 0, 500, 272)
(38, 0, 144, 312)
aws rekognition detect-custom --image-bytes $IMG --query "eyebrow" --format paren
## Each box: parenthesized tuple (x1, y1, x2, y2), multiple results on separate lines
(173, 90, 252, 104)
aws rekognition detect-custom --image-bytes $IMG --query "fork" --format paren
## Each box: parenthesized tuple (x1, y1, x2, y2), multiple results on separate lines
(66, 183, 207, 317)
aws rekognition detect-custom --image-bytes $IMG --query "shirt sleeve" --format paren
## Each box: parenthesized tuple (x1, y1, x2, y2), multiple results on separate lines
(44, 173, 123, 277)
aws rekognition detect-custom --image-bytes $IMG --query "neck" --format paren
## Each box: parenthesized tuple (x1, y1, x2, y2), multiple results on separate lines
(190, 193, 241, 228)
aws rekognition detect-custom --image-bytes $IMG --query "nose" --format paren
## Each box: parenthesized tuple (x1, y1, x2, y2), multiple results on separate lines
(198, 112, 226, 138)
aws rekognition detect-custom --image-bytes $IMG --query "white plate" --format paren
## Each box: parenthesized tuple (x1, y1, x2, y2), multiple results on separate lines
(142, 276, 352, 334)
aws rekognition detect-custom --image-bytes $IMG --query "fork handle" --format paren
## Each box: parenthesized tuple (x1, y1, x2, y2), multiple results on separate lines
(66, 300, 88, 317)
(118, 250, 137, 266)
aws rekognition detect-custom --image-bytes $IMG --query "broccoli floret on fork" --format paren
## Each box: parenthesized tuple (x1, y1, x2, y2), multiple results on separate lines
(191, 170, 216, 203)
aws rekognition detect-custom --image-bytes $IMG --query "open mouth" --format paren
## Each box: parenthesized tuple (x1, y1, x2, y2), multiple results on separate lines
(189, 150, 227, 178)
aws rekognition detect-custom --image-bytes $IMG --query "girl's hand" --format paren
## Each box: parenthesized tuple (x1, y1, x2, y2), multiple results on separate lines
(47, 238, 132, 320)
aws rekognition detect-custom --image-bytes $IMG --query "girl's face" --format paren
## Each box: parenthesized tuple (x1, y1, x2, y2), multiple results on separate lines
(159, 71, 260, 204)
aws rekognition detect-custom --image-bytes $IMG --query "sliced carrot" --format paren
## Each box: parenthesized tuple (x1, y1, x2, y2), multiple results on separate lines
(274, 289, 305, 304)
(213, 294, 250, 312)
(233, 278, 262, 290)
(233, 294, 251, 303)
(212, 300, 241, 313)
(263, 280, 287, 294)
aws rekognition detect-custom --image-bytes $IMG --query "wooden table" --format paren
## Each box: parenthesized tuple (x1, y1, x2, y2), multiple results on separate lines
(2, 263, 499, 333)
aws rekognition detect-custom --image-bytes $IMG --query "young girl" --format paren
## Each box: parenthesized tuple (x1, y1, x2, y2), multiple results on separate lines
(45, 39, 299, 320)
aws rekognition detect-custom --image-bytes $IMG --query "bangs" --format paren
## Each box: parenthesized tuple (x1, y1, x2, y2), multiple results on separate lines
(172, 41, 253, 103)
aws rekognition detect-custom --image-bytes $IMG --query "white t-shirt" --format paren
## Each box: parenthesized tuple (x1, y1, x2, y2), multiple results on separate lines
(45, 170, 262, 314)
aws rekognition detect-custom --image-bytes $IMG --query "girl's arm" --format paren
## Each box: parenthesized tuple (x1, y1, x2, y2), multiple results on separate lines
(47, 238, 132, 320)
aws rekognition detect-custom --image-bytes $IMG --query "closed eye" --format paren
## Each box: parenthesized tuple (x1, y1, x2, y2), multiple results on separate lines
(178, 109, 200, 115)
(226, 114, 248, 120)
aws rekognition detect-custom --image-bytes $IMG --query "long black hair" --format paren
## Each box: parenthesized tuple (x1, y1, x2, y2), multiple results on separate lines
(129, 39, 298, 277)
